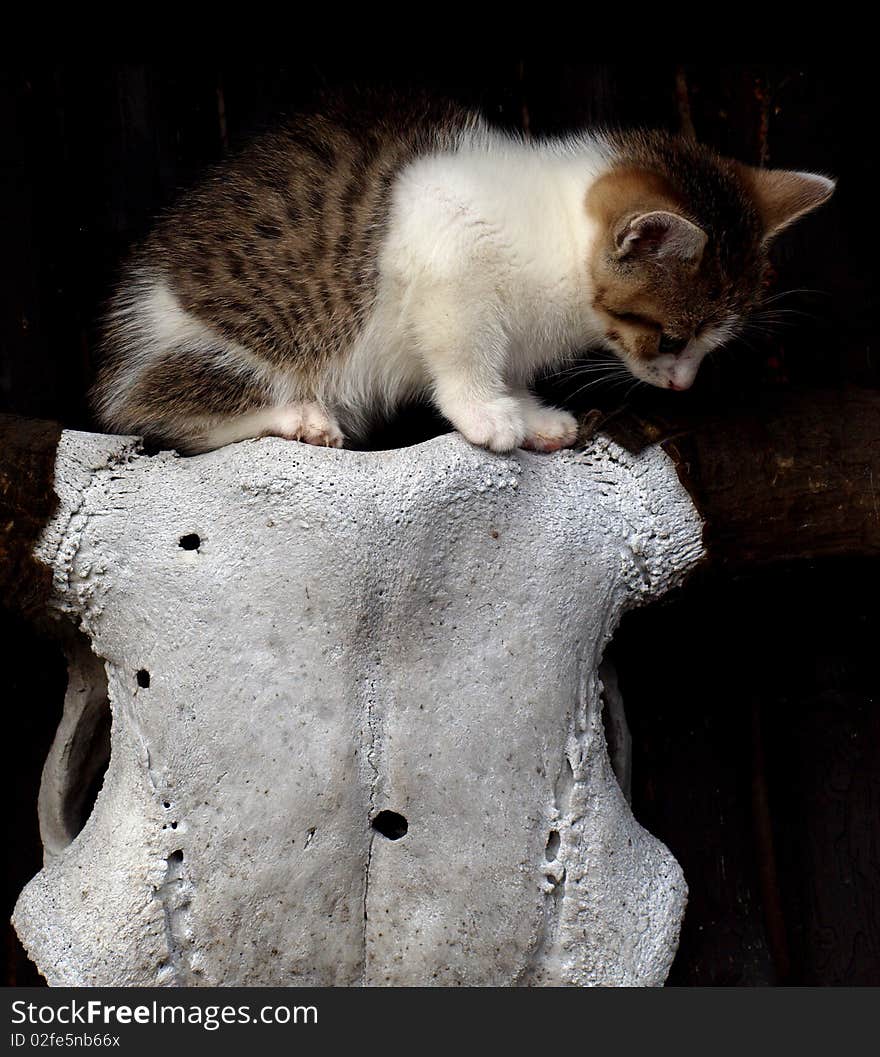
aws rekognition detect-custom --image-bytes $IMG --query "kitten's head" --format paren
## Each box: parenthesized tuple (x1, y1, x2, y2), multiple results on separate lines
(586, 134, 835, 390)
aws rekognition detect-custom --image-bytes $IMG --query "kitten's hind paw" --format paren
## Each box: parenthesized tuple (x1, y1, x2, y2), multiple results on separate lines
(299, 405, 345, 448)
(195, 403, 343, 452)
(264, 403, 344, 448)
(520, 406, 578, 453)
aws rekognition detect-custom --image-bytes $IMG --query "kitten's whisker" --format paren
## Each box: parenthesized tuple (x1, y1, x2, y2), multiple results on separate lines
(759, 287, 829, 306)
(601, 375, 642, 398)
(752, 307, 820, 323)
(543, 358, 620, 381)
(726, 331, 769, 357)
(622, 378, 644, 401)
(744, 320, 799, 335)
(547, 364, 620, 379)
(566, 371, 632, 401)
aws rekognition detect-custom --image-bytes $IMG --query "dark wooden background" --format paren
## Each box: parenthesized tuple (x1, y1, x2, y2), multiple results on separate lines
(2, 63, 878, 985)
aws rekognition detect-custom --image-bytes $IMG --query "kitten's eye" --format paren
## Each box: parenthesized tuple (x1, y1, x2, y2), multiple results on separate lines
(658, 334, 688, 356)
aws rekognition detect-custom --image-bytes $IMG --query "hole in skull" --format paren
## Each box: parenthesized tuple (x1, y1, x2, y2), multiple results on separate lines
(136, 669, 150, 688)
(372, 810, 408, 840)
(53, 635, 112, 849)
(66, 709, 111, 839)
(178, 533, 201, 551)
(168, 849, 184, 864)
(599, 655, 631, 803)
(545, 829, 561, 861)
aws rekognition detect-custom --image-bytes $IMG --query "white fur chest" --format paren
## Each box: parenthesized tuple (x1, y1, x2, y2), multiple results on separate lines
(381, 134, 608, 368)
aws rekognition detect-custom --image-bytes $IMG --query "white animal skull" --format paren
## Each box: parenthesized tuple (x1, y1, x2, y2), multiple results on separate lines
(14, 428, 703, 986)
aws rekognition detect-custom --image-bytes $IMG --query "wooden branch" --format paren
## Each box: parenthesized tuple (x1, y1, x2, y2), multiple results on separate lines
(0, 414, 62, 616)
(590, 386, 880, 570)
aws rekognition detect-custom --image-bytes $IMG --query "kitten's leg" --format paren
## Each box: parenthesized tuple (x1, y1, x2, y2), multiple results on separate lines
(98, 332, 345, 454)
(196, 402, 344, 453)
(422, 347, 576, 454)
(514, 391, 579, 453)
(416, 295, 526, 452)
(434, 385, 526, 453)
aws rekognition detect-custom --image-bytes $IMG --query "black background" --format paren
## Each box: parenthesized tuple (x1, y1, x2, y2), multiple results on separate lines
(2, 63, 878, 985)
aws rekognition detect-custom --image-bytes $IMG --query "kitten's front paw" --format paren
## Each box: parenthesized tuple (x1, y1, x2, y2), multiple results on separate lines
(521, 406, 578, 453)
(449, 397, 526, 453)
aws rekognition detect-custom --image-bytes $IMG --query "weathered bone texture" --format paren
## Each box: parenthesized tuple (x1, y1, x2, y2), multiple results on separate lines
(13, 428, 703, 986)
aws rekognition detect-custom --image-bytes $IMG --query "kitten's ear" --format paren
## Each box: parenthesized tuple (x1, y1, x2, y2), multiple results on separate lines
(739, 166, 836, 240)
(615, 210, 707, 267)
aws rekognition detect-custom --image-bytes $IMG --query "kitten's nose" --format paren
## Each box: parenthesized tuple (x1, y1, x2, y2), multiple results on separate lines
(668, 360, 698, 390)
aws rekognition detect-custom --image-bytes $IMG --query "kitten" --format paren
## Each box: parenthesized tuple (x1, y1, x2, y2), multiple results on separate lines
(91, 96, 834, 455)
